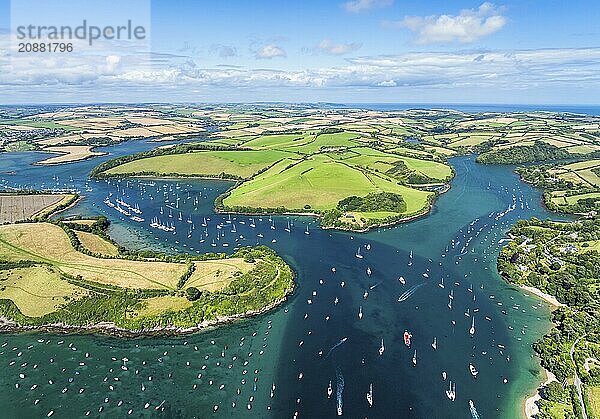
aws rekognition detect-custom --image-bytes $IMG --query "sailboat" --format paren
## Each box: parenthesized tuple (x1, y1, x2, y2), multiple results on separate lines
(412, 350, 417, 366)
(284, 220, 291, 233)
(366, 383, 373, 407)
(469, 317, 475, 335)
(431, 337, 437, 350)
(438, 278, 445, 288)
(355, 247, 363, 259)
(378, 338, 385, 356)
(469, 363, 478, 377)
(304, 225, 310, 235)
(358, 306, 363, 320)
(327, 381, 333, 398)
(446, 381, 456, 401)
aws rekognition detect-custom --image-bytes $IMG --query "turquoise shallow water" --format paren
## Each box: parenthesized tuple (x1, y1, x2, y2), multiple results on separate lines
(0, 142, 562, 418)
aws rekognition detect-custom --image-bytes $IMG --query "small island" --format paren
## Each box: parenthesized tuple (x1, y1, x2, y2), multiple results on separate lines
(0, 212, 294, 336)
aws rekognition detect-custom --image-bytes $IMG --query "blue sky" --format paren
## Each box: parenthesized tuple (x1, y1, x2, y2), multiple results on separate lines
(1, 0, 599, 104)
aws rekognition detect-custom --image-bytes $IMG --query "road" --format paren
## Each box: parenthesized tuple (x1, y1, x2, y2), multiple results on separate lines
(571, 336, 588, 419)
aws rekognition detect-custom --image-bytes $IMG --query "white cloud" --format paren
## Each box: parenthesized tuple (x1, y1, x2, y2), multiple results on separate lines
(254, 44, 286, 59)
(342, 0, 393, 13)
(316, 39, 362, 55)
(1, 28, 599, 103)
(386, 2, 507, 44)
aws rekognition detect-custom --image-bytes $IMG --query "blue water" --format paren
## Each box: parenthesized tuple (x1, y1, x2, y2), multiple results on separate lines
(0, 139, 566, 418)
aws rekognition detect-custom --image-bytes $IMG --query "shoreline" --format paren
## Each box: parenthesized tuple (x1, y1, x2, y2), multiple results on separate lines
(524, 368, 558, 418)
(519, 284, 566, 309)
(0, 294, 291, 338)
(96, 174, 451, 233)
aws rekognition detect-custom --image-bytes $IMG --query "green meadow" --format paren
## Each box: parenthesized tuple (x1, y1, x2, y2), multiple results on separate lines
(97, 130, 453, 230)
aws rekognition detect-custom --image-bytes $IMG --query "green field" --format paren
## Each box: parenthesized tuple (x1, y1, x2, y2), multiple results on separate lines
(223, 155, 431, 212)
(97, 129, 452, 230)
(0, 223, 187, 290)
(106, 150, 293, 179)
(0, 221, 295, 330)
(588, 386, 600, 418)
(0, 265, 89, 317)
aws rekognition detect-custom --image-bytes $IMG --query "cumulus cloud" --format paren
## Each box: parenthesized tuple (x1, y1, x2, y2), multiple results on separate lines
(385, 2, 506, 44)
(316, 39, 362, 55)
(2, 30, 599, 102)
(342, 0, 393, 13)
(254, 44, 286, 59)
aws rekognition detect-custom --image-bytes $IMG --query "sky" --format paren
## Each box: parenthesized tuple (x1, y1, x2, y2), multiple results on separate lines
(0, 0, 599, 104)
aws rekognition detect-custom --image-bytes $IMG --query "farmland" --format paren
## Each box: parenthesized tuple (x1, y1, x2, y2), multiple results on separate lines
(0, 193, 76, 223)
(517, 158, 600, 214)
(0, 221, 294, 331)
(0, 223, 187, 290)
(0, 105, 209, 164)
(96, 128, 451, 230)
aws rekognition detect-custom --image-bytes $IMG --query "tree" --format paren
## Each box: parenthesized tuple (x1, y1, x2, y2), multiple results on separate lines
(185, 287, 201, 301)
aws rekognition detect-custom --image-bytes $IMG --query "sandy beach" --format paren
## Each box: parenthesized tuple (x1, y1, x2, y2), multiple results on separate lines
(520, 285, 566, 309)
(524, 368, 558, 418)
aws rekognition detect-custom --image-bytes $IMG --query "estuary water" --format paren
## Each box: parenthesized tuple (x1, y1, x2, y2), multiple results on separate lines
(0, 140, 562, 418)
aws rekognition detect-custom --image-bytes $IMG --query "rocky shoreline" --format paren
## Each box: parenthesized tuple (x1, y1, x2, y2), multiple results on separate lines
(0, 295, 290, 338)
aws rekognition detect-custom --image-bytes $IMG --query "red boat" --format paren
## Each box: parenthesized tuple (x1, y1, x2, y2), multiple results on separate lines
(403, 331, 412, 347)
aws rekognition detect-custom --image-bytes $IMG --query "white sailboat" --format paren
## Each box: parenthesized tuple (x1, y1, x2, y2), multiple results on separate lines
(355, 247, 363, 259)
(412, 350, 417, 366)
(469, 363, 478, 377)
(469, 317, 475, 336)
(327, 380, 333, 398)
(431, 337, 437, 350)
(378, 338, 385, 356)
(358, 306, 363, 320)
(366, 383, 373, 407)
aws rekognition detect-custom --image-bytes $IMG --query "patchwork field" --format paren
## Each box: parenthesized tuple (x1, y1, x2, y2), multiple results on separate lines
(0, 221, 294, 329)
(0, 223, 188, 290)
(98, 128, 450, 230)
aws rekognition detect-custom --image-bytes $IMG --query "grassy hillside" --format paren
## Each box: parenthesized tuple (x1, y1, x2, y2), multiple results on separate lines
(0, 221, 294, 331)
(97, 130, 452, 231)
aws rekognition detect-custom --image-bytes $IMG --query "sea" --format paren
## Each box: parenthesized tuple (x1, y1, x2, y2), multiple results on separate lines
(0, 103, 592, 418)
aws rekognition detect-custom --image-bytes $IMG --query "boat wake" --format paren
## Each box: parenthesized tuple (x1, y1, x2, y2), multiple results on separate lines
(336, 367, 344, 416)
(397, 283, 426, 302)
(325, 337, 348, 359)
